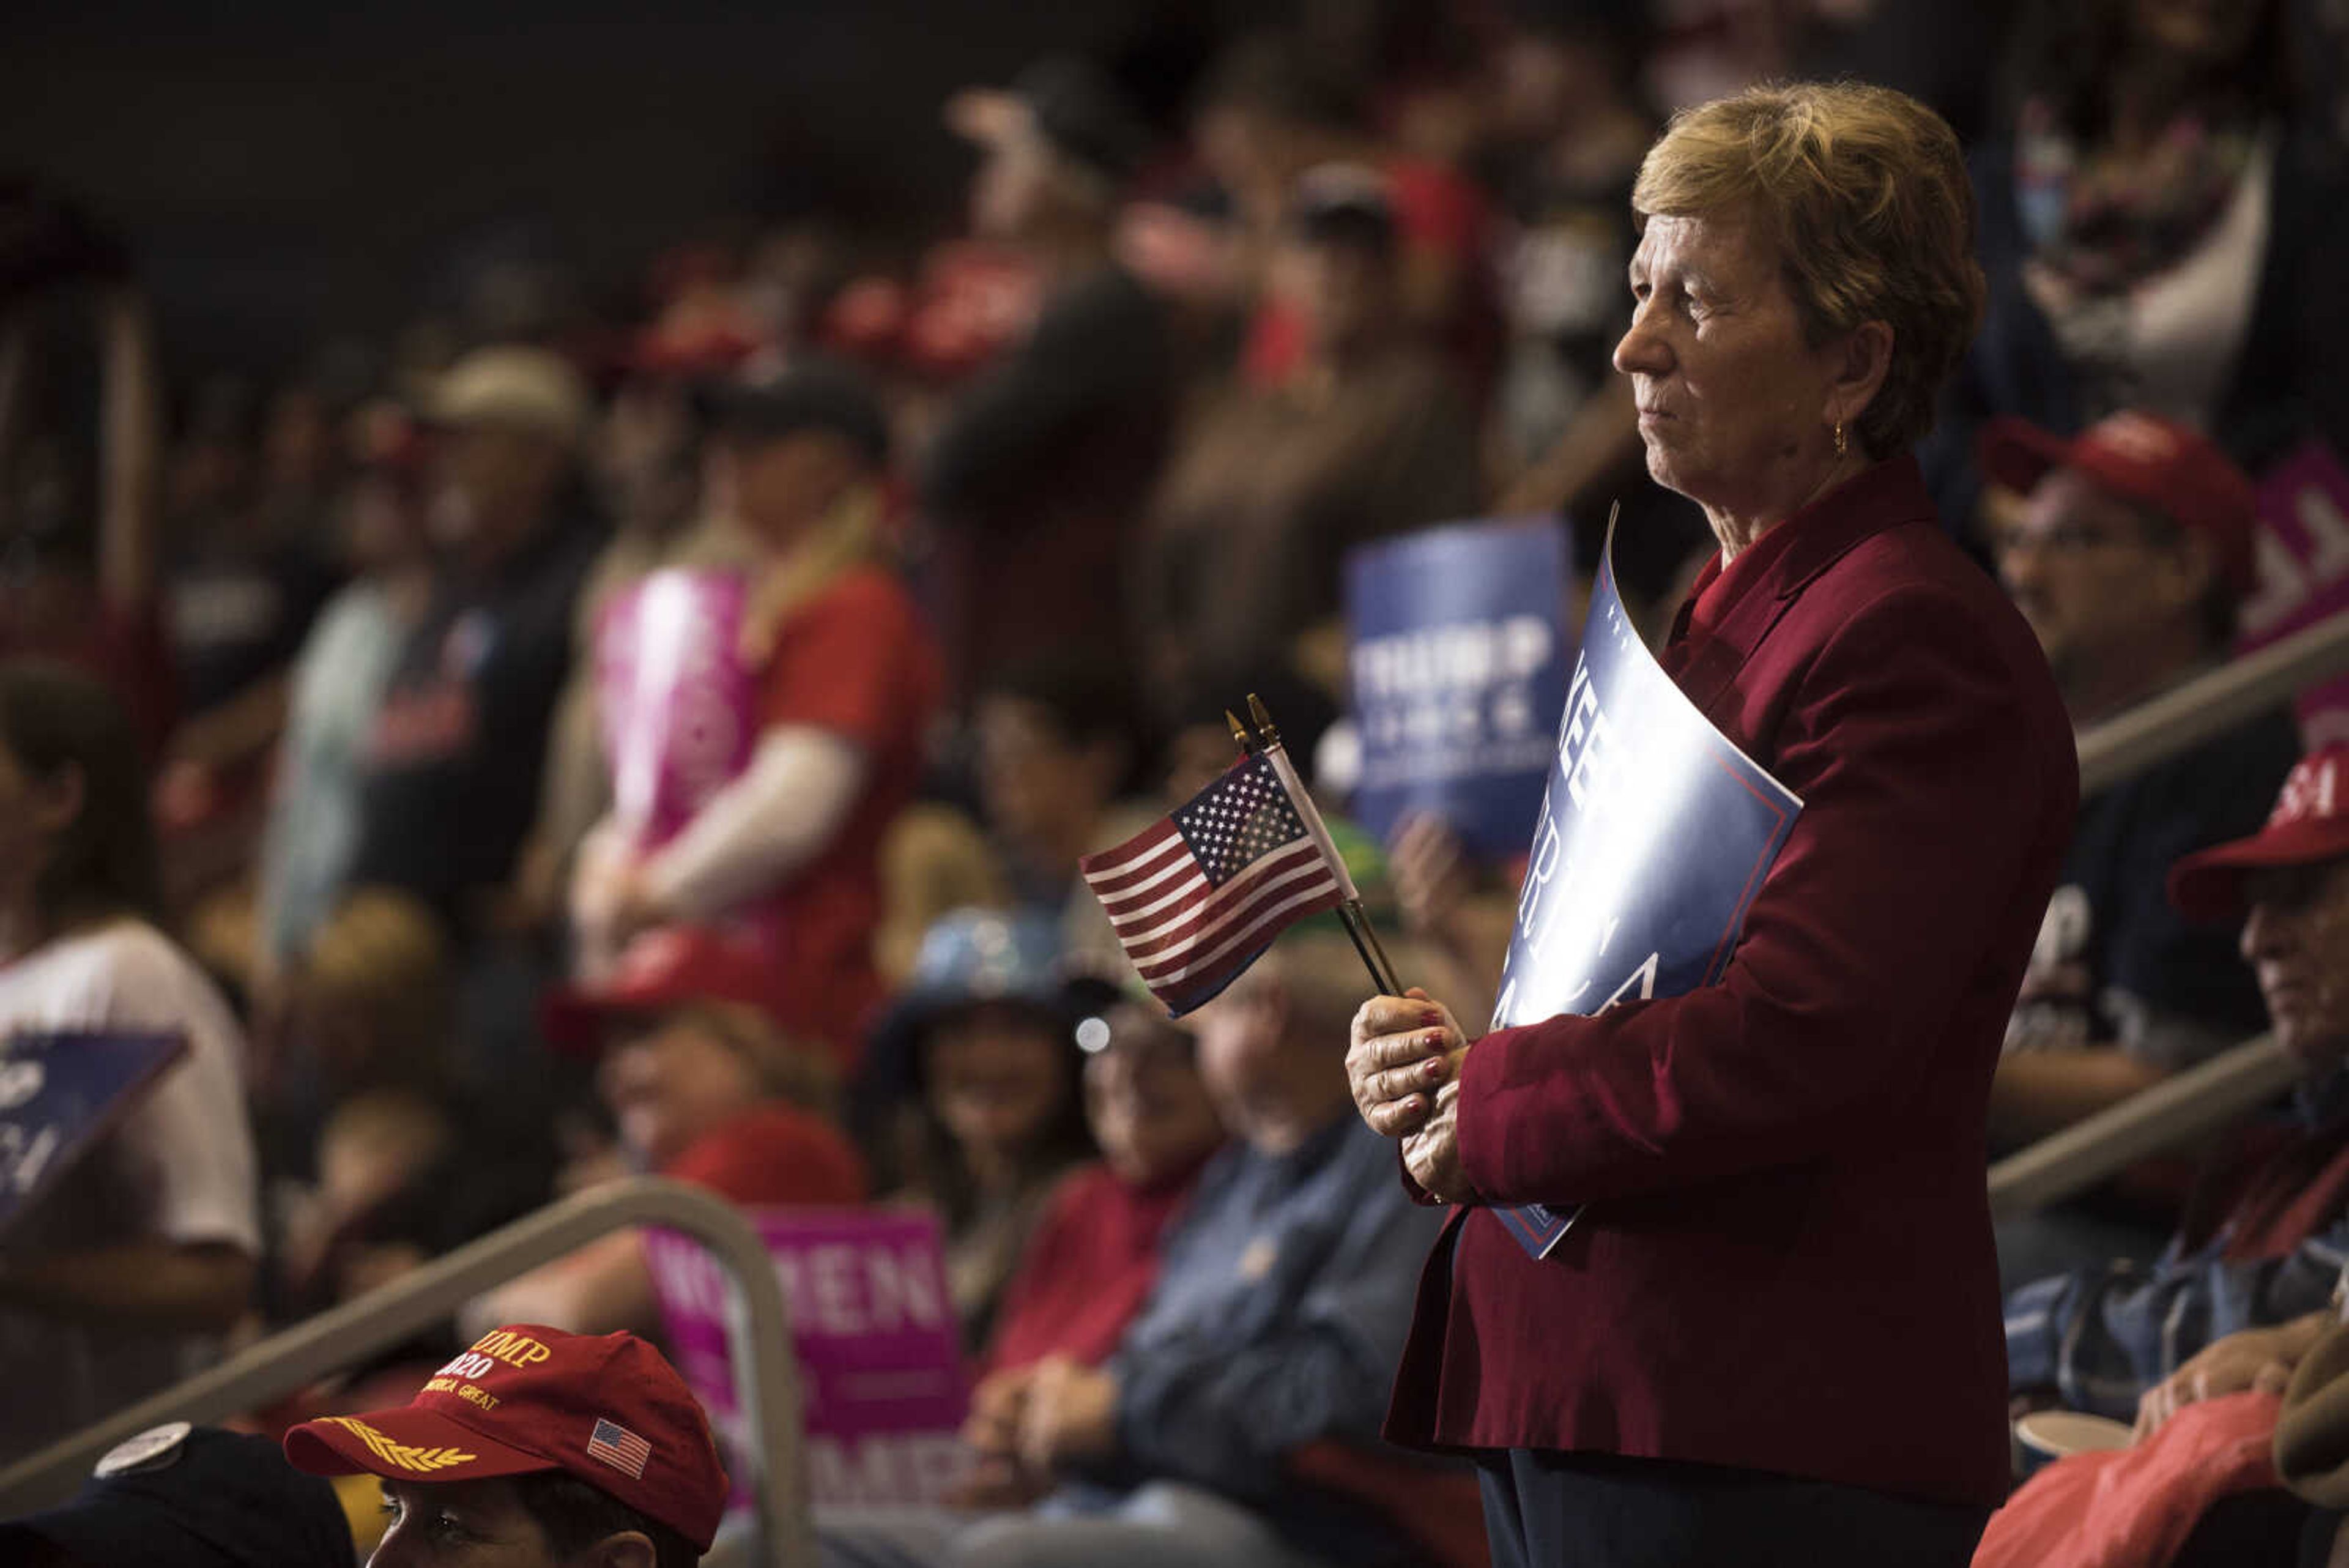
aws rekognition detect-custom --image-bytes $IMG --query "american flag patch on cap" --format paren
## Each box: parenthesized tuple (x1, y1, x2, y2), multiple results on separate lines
(585, 1417, 652, 1479)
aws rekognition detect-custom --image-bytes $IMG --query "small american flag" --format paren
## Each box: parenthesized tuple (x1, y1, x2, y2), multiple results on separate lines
(1082, 751, 1349, 1015)
(585, 1417, 652, 1479)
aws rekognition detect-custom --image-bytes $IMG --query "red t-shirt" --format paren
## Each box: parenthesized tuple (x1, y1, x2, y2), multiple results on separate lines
(662, 1102, 869, 1207)
(752, 564, 943, 1068)
(979, 1153, 1214, 1378)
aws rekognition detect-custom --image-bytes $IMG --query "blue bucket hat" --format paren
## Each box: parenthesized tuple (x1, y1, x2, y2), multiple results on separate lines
(855, 908, 1119, 1124)
(897, 908, 1071, 1019)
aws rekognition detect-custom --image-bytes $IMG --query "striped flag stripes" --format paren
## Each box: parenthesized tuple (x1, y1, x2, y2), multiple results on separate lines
(1080, 752, 1348, 1015)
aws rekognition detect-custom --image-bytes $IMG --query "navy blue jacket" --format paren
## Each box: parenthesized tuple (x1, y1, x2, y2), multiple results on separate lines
(2007, 1074, 2349, 1418)
(1076, 1113, 1448, 1559)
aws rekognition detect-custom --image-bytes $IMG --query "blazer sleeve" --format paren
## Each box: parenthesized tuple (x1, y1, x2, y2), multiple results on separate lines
(1457, 580, 2064, 1206)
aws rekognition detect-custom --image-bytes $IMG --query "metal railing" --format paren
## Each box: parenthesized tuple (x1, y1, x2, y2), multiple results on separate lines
(1989, 610, 2349, 1216)
(2075, 611, 2349, 795)
(1987, 1033, 2302, 1218)
(0, 1178, 811, 1567)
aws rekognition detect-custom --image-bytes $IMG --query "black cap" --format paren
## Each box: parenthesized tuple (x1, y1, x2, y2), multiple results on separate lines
(0, 1424, 355, 1568)
(703, 359, 890, 467)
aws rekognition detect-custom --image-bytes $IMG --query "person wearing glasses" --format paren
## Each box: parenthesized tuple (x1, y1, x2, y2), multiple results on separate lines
(1983, 411, 2299, 1284)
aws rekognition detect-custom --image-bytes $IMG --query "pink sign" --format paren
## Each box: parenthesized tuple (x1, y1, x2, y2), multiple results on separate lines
(595, 568, 758, 849)
(644, 1208, 970, 1512)
(2236, 440, 2349, 746)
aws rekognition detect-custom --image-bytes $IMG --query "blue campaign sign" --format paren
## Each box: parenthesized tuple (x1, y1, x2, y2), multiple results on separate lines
(0, 1030, 187, 1236)
(1484, 533, 1802, 1259)
(1345, 517, 1575, 858)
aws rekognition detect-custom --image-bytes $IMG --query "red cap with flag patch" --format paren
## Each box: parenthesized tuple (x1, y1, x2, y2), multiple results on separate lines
(538, 925, 787, 1055)
(2170, 746, 2349, 921)
(282, 1325, 727, 1551)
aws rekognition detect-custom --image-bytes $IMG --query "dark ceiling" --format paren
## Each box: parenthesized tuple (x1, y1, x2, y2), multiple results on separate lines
(1, 0, 1221, 374)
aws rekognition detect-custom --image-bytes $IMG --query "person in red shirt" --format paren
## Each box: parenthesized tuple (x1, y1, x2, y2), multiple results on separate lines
(574, 362, 943, 1069)
(468, 926, 867, 1338)
(952, 995, 1223, 1510)
(1975, 745, 2349, 1568)
(978, 996, 1224, 1375)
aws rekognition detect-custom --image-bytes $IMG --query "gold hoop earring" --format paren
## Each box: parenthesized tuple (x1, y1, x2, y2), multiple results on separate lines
(1833, 419, 1848, 458)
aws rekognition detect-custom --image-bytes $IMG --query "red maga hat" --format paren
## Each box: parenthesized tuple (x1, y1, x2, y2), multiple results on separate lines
(2170, 745, 2349, 921)
(283, 1325, 727, 1551)
(538, 925, 784, 1056)
(1978, 410, 2260, 599)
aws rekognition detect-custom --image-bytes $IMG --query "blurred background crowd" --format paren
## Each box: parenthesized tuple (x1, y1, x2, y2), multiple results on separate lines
(6, 0, 2349, 1560)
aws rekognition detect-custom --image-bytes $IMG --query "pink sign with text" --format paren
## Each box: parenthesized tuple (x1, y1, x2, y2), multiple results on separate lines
(2236, 440, 2349, 746)
(595, 568, 758, 849)
(644, 1207, 970, 1512)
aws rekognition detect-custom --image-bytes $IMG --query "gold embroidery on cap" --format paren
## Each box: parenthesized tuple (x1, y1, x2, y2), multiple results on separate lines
(321, 1416, 478, 1473)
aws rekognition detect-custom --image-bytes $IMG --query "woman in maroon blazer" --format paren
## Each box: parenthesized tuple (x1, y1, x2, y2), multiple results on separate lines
(1346, 83, 2079, 1567)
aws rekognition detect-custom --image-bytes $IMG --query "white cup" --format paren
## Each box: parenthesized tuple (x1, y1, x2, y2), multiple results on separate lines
(2012, 1409, 2134, 1480)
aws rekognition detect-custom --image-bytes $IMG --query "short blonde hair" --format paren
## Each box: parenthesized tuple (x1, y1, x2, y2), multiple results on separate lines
(1633, 81, 1984, 458)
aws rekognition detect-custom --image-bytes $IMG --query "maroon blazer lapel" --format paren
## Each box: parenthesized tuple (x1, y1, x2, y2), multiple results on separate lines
(1660, 455, 1943, 724)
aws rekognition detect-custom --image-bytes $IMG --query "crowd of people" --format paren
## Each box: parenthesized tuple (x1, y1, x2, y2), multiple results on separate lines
(5, 1, 2349, 1565)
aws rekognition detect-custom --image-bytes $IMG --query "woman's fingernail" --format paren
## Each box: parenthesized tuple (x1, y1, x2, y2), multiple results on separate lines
(1420, 1010, 1445, 1027)
(1424, 1057, 1449, 1083)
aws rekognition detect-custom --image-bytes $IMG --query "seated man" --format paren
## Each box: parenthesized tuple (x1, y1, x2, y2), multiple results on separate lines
(2008, 746, 2349, 1424)
(284, 1323, 727, 1568)
(1983, 411, 2300, 1284)
(975, 994, 1225, 1384)
(822, 931, 1450, 1568)
(1982, 414, 2296, 1137)
(346, 345, 601, 938)
(467, 926, 866, 1337)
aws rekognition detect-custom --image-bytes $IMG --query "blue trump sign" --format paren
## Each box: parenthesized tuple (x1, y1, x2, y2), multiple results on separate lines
(1486, 534, 1802, 1258)
(0, 1030, 187, 1236)
(1345, 517, 1574, 857)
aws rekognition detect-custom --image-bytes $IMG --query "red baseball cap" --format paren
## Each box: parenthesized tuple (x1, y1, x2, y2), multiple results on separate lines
(540, 926, 784, 1056)
(2170, 746, 2349, 920)
(1978, 410, 2260, 598)
(283, 1325, 728, 1551)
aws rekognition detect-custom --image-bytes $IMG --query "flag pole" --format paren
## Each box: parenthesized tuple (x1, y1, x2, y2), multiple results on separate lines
(1239, 693, 1407, 997)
